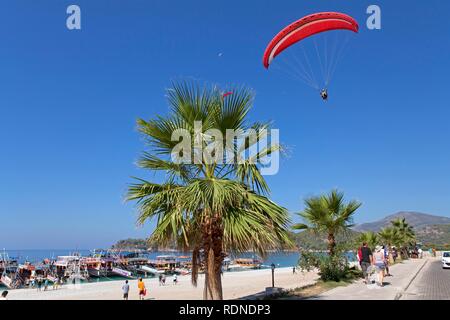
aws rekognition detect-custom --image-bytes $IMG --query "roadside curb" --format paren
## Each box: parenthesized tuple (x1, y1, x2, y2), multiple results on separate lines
(394, 258, 429, 300)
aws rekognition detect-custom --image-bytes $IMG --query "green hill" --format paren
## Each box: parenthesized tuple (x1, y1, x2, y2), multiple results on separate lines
(111, 238, 149, 250)
(354, 211, 450, 232)
(416, 224, 450, 249)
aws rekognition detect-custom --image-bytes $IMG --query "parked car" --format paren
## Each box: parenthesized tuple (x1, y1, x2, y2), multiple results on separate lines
(442, 251, 450, 269)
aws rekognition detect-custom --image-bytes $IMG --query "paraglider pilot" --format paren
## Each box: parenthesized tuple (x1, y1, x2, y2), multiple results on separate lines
(320, 88, 328, 101)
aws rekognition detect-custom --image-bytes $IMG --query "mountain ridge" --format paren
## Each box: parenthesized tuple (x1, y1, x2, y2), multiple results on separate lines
(353, 211, 450, 232)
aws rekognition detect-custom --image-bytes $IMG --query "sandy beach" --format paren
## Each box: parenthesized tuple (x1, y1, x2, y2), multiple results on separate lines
(5, 267, 319, 300)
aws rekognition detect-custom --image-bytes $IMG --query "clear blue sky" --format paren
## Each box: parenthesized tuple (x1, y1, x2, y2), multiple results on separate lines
(1, 0, 449, 249)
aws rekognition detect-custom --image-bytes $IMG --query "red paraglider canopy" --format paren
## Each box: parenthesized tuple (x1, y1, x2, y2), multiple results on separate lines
(263, 12, 359, 69)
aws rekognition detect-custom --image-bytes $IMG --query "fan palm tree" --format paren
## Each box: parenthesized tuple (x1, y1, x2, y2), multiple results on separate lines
(357, 231, 379, 251)
(293, 190, 361, 256)
(378, 227, 399, 263)
(127, 81, 293, 300)
(391, 218, 416, 258)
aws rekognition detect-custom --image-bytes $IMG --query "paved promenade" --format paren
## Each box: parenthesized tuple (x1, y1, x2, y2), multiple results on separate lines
(311, 258, 429, 300)
(401, 259, 450, 300)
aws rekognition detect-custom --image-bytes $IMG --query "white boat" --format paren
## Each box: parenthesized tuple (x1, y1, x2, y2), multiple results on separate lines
(147, 255, 179, 272)
(46, 275, 59, 283)
(141, 265, 164, 274)
(112, 267, 133, 278)
(174, 268, 190, 275)
(0, 273, 13, 289)
(55, 255, 89, 280)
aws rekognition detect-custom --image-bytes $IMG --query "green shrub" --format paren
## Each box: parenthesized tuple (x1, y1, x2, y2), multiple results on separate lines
(317, 255, 348, 281)
(298, 250, 358, 282)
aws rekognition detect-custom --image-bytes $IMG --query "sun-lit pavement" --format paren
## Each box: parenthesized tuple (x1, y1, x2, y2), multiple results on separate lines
(400, 259, 450, 300)
(310, 258, 429, 300)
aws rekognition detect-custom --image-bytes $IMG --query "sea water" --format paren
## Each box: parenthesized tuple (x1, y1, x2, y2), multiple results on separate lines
(2, 249, 355, 267)
(3, 249, 304, 266)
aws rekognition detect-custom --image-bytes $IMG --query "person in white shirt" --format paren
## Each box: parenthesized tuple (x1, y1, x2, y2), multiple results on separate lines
(173, 274, 178, 285)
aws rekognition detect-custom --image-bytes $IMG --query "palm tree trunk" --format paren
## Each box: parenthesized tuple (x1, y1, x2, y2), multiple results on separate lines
(202, 214, 224, 300)
(328, 232, 336, 256)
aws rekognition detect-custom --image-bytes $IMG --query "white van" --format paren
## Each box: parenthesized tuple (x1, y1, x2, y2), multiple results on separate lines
(442, 251, 450, 269)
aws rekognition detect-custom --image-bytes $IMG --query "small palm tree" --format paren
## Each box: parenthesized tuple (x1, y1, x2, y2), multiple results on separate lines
(127, 81, 293, 300)
(293, 190, 361, 256)
(357, 231, 379, 251)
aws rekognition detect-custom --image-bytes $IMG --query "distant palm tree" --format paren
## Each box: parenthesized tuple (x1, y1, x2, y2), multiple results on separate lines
(127, 81, 293, 300)
(391, 218, 416, 258)
(357, 231, 379, 251)
(378, 227, 400, 263)
(293, 190, 361, 256)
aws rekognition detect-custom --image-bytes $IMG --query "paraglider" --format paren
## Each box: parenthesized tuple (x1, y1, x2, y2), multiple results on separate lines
(320, 88, 328, 101)
(262, 12, 359, 101)
(222, 91, 233, 98)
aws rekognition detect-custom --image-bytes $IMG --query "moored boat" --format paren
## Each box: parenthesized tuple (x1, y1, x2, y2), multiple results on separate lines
(82, 257, 114, 277)
(227, 257, 263, 270)
(55, 255, 89, 281)
(147, 255, 179, 272)
(0, 251, 21, 289)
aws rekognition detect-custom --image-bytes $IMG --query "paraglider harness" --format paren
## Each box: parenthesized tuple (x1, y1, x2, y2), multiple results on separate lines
(320, 88, 328, 101)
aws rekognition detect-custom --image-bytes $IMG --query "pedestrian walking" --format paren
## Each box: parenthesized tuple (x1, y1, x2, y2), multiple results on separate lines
(53, 278, 58, 290)
(373, 245, 386, 287)
(392, 247, 398, 262)
(357, 246, 362, 267)
(383, 245, 391, 276)
(292, 266, 297, 274)
(162, 274, 166, 285)
(359, 242, 373, 284)
(138, 278, 146, 300)
(44, 278, 49, 291)
(37, 278, 42, 291)
(173, 274, 178, 285)
(122, 280, 130, 300)
(158, 274, 163, 286)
